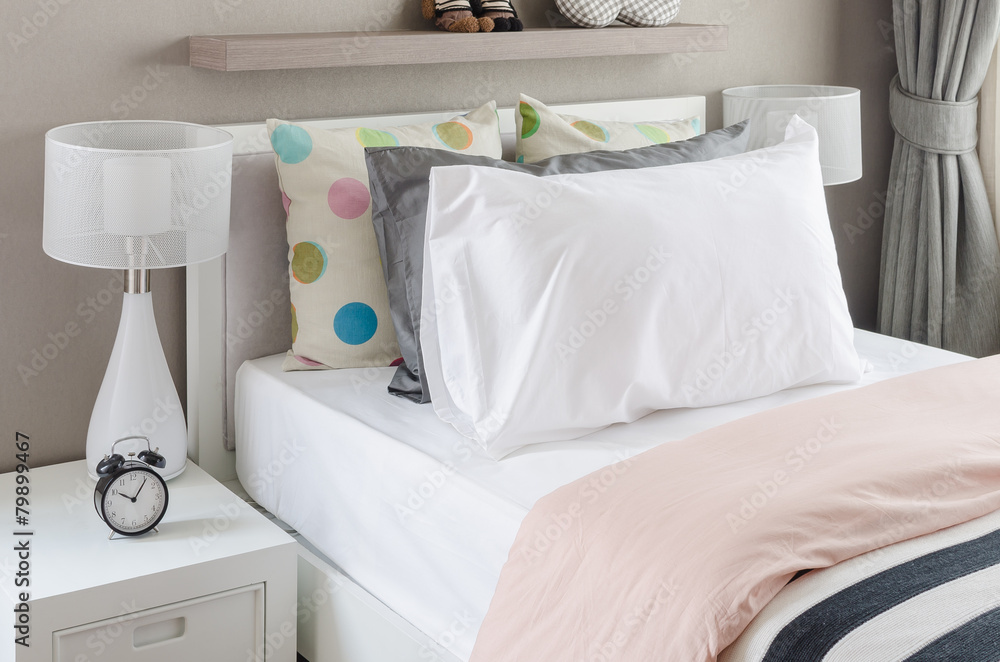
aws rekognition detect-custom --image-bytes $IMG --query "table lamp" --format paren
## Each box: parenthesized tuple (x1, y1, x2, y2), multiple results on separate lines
(43, 121, 233, 479)
(722, 85, 863, 185)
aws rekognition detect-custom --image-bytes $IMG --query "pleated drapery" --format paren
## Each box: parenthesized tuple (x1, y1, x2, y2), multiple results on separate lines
(879, 0, 1000, 357)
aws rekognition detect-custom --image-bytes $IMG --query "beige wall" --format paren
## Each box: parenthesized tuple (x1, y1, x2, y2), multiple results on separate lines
(0, 0, 896, 470)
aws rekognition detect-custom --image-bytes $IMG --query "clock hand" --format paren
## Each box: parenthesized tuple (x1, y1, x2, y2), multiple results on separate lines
(119, 479, 148, 503)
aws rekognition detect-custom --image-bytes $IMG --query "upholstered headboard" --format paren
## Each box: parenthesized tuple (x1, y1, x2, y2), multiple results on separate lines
(186, 96, 707, 482)
(223, 153, 291, 448)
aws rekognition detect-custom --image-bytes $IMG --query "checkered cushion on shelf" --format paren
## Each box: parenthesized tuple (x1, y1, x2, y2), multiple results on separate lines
(554, 0, 681, 27)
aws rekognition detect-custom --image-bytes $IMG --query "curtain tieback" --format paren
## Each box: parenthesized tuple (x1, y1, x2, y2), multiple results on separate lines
(889, 74, 979, 155)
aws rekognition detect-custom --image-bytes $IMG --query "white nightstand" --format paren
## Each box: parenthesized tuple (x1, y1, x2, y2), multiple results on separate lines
(0, 460, 296, 661)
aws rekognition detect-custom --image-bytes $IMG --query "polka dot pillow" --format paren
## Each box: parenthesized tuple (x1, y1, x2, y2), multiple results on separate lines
(515, 94, 699, 164)
(267, 102, 502, 371)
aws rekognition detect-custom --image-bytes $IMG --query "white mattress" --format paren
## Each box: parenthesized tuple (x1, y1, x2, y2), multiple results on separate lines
(235, 330, 969, 661)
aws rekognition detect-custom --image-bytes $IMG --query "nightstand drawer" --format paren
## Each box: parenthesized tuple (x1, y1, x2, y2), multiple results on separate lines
(53, 583, 264, 662)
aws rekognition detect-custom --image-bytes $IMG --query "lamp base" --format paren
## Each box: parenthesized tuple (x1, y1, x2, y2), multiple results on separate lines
(86, 289, 187, 480)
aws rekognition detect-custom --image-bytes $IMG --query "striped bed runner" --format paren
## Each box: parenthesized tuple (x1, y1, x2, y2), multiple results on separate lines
(721, 507, 1000, 661)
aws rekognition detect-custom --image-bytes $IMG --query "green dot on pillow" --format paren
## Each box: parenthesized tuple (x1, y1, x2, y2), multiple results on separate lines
(433, 122, 474, 150)
(520, 102, 540, 139)
(572, 120, 609, 142)
(356, 128, 399, 148)
(635, 124, 673, 144)
(291, 241, 327, 284)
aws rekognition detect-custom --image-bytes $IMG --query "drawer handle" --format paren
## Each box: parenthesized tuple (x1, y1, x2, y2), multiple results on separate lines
(133, 616, 186, 648)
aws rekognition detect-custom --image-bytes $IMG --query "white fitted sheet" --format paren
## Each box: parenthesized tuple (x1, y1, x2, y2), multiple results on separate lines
(235, 330, 969, 661)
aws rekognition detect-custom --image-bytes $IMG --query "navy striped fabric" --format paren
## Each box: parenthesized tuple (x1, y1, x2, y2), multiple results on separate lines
(760, 528, 1000, 661)
(905, 606, 1000, 661)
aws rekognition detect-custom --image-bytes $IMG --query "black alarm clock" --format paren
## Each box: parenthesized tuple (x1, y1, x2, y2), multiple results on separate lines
(94, 436, 169, 539)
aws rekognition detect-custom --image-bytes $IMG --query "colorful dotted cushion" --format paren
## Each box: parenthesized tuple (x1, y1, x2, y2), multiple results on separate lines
(267, 102, 502, 371)
(515, 94, 699, 164)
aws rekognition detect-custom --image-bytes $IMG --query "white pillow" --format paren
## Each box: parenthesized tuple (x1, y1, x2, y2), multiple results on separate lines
(420, 117, 863, 459)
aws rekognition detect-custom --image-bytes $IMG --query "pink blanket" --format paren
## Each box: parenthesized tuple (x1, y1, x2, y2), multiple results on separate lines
(470, 356, 1000, 662)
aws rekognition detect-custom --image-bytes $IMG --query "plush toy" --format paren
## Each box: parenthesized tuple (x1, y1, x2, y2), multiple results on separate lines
(422, 0, 522, 33)
(554, 0, 681, 28)
(422, 0, 480, 32)
(478, 0, 523, 32)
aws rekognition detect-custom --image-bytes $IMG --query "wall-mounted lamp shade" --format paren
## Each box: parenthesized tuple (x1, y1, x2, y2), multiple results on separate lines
(44, 121, 233, 269)
(723, 85, 863, 185)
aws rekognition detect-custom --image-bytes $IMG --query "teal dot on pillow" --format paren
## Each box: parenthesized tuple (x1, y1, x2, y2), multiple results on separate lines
(334, 302, 378, 345)
(271, 124, 313, 164)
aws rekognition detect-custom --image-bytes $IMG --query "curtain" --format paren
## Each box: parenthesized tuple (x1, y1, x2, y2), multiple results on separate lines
(979, 45, 1000, 250)
(879, 0, 1000, 357)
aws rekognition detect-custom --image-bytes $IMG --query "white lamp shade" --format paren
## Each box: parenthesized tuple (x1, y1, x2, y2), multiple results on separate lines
(43, 121, 233, 269)
(723, 85, 863, 185)
(102, 156, 172, 236)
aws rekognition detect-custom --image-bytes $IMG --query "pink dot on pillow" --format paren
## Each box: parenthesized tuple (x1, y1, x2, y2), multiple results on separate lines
(281, 191, 291, 216)
(294, 355, 323, 367)
(328, 178, 370, 219)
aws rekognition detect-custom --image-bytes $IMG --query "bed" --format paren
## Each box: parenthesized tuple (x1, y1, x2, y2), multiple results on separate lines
(186, 96, 1000, 662)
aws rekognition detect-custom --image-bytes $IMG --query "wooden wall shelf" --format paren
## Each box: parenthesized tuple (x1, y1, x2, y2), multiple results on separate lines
(189, 24, 728, 72)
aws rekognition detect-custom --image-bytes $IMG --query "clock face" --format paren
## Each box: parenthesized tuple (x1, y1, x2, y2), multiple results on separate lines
(100, 467, 167, 535)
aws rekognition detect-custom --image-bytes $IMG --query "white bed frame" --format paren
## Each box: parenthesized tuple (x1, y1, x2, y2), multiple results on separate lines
(186, 95, 706, 662)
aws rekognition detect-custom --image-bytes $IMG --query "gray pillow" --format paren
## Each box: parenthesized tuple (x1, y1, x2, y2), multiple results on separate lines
(366, 120, 750, 403)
